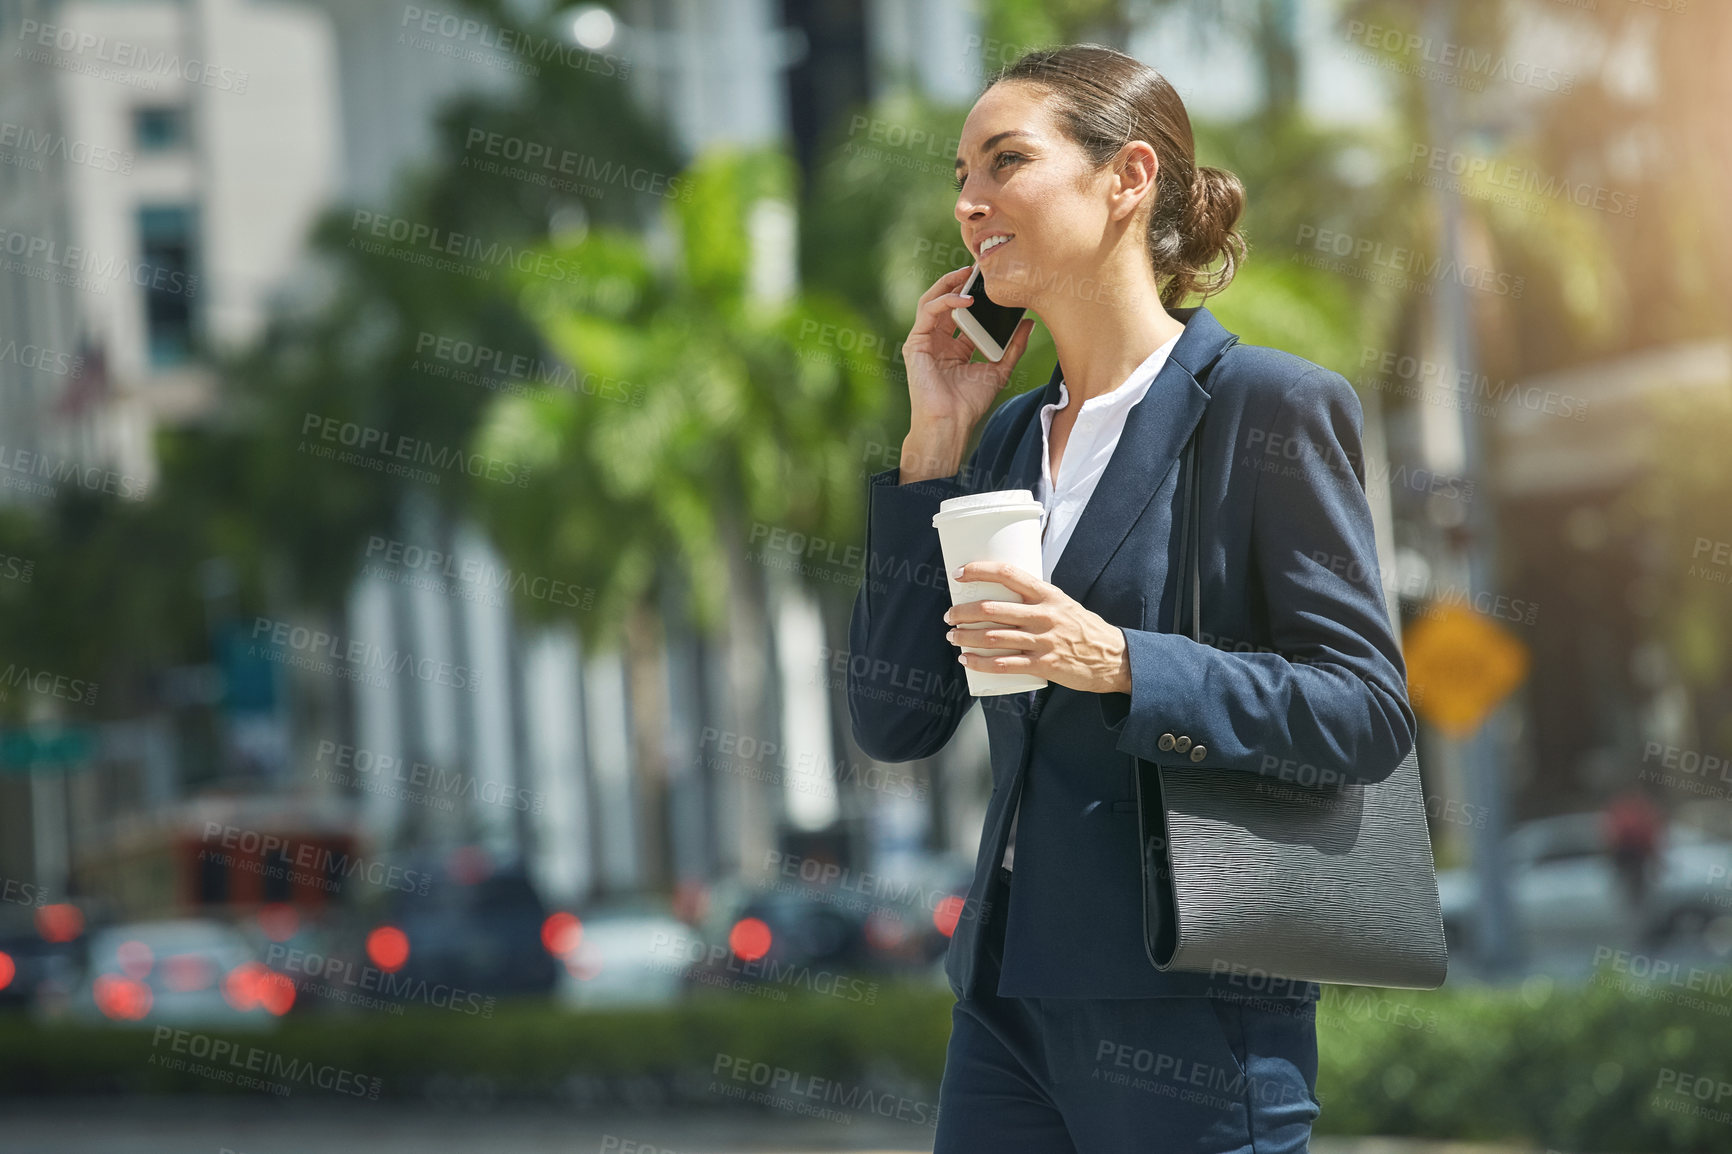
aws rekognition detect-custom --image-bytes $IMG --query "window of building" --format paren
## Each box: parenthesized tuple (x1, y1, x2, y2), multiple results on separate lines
(137, 204, 200, 367)
(132, 105, 190, 152)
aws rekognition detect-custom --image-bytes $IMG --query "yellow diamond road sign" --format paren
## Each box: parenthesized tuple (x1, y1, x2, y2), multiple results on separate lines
(1402, 602, 1529, 738)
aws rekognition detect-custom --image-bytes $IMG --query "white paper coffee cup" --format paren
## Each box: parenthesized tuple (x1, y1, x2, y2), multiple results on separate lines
(932, 489, 1049, 696)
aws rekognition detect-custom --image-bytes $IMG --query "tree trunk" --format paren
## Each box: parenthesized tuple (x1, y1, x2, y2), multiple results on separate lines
(624, 598, 671, 893)
(716, 509, 779, 881)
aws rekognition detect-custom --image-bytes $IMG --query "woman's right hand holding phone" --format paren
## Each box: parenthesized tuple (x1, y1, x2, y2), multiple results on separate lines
(898, 266, 1036, 483)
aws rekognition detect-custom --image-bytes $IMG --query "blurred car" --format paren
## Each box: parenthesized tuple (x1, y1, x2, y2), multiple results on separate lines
(854, 855, 975, 972)
(0, 921, 81, 1014)
(680, 881, 870, 996)
(681, 856, 976, 996)
(547, 901, 694, 1008)
(67, 918, 292, 1028)
(357, 849, 560, 1004)
(1438, 814, 1732, 960)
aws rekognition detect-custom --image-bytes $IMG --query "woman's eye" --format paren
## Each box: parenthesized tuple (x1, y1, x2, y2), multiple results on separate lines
(954, 152, 1022, 192)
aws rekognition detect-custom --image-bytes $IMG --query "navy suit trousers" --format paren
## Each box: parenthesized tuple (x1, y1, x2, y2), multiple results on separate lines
(934, 868, 1322, 1153)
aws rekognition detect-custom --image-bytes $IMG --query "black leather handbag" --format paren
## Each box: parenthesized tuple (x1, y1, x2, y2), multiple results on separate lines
(1134, 414, 1449, 989)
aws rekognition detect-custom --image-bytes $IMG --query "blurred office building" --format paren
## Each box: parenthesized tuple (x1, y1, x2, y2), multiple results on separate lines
(0, 0, 1012, 928)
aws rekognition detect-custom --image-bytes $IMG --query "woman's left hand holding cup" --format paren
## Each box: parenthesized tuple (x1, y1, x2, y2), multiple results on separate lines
(943, 561, 1133, 696)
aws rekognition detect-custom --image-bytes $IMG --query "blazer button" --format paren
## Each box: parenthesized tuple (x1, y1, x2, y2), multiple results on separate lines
(1189, 745, 1207, 762)
(1157, 733, 1176, 752)
(1174, 735, 1191, 753)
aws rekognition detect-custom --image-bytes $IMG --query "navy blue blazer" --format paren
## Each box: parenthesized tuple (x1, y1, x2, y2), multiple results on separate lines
(846, 304, 1417, 1001)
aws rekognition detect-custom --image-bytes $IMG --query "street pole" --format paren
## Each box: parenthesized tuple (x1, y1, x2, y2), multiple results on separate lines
(1422, 0, 1519, 978)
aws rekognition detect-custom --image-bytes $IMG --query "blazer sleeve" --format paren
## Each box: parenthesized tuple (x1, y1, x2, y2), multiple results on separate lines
(845, 409, 1013, 763)
(1098, 367, 1416, 786)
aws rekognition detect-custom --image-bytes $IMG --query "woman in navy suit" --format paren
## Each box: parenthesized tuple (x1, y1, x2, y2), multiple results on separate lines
(846, 44, 1416, 1153)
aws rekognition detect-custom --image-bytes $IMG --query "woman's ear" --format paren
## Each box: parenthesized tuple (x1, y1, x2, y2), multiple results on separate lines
(1111, 140, 1160, 222)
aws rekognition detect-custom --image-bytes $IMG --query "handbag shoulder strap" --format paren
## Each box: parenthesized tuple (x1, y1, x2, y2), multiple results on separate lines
(1169, 420, 1204, 642)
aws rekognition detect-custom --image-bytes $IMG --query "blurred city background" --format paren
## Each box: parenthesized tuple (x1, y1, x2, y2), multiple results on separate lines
(0, 0, 1728, 1150)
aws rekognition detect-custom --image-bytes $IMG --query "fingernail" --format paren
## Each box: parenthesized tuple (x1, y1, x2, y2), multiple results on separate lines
(952, 565, 964, 578)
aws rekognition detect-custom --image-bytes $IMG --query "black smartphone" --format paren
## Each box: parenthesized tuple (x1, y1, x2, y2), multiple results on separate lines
(950, 264, 1027, 362)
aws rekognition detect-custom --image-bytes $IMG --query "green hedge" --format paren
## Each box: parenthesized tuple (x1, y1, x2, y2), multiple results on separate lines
(0, 988, 954, 1105)
(5, 976, 1730, 1152)
(1312, 975, 1732, 1151)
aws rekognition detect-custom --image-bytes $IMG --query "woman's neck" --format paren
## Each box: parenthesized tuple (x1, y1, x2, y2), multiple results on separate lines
(1037, 259, 1187, 407)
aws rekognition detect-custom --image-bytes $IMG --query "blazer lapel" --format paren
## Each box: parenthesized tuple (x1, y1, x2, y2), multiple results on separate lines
(992, 306, 1237, 725)
(1000, 362, 1059, 495)
(1008, 305, 1237, 608)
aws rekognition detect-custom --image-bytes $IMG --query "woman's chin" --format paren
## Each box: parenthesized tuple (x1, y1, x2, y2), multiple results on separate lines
(980, 274, 1031, 310)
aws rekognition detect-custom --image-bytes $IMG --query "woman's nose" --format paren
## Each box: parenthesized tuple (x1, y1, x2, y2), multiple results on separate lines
(956, 199, 989, 225)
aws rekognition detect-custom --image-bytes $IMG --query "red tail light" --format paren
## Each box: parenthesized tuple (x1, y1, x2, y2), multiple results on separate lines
(258, 970, 296, 1016)
(94, 973, 152, 1020)
(36, 904, 83, 943)
(223, 962, 265, 1010)
(541, 912, 582, 956)
(366, 925, 410, 972)
(728, 917, 772, 962)
(221, 961, 296, 1015)
(933, 895, 965, 938)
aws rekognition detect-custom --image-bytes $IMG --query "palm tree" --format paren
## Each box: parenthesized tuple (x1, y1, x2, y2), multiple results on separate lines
(473, 145, 893, 890)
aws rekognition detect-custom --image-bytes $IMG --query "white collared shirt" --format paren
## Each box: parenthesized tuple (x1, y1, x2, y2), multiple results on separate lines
(1002, 331, 1182, 871)
(1034, 332, 1182, 580)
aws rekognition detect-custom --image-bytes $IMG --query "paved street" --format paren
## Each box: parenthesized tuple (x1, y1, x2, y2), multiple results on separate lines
(0, 1099, 1551, 1154)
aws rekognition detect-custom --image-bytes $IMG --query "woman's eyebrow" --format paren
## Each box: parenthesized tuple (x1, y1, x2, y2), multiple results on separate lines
(954, 130, 1034, 172)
